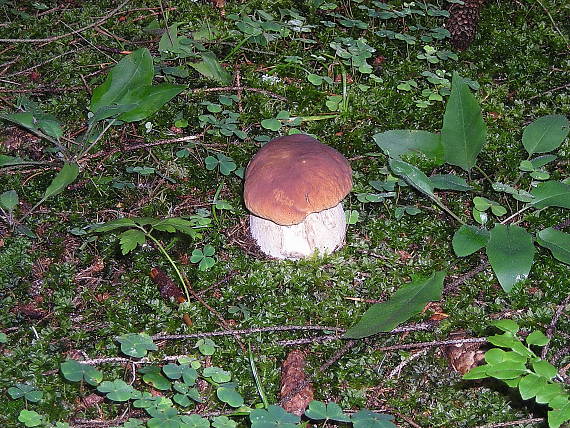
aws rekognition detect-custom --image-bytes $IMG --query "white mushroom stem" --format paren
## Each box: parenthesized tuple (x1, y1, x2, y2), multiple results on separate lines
(249, 203, 347, 260)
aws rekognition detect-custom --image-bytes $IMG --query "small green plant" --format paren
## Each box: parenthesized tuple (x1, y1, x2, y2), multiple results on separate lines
(373, 73, 570, 293)
(464, 321, 570, 428)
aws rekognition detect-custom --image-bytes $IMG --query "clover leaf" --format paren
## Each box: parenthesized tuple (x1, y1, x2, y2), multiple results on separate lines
(250, 405, 300, 428)
(205, 153, 237, 175)
(140, 366, 172, 390)
(8, 383, 43, 402)
(195, 338, 217, 356)
(190, 245, 216, 271)
(18, 410, 43, 427)
(173, 381, 202, 406)
(212, 416, 237, 428)
(60, 359, 103, 386)
(163, 363, 198, 385)
(352, 410, 397, 428)
(97, 379, 138, 401)
(202, 366, 231, 383)
(179, 414, 211, 428)
(116, 333, 158, 358)
(305, 401, 351, 422)
(217, 384, 244, 407)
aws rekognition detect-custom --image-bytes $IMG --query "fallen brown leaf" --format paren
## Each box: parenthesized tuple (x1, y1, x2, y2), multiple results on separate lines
(441, 331, 485, 375)
(280, 350, 314, 416)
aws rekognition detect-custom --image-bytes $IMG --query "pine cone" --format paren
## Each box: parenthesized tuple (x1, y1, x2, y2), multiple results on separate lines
(446, 0, 486, 50)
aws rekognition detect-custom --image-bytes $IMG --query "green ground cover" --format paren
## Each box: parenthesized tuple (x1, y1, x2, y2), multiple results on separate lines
(0, 0, 569, 427)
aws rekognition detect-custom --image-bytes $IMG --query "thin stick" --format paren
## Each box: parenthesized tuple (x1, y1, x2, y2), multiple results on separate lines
(473, 417, 544, 428)
(529, 82, 570, 100)
(375, 337, 487, 352)
(541, 293, 570, 359)
(0, 0, 132, 44)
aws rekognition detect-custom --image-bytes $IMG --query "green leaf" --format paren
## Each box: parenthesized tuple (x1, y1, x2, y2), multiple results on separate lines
(179, 414, 211, 428)
(486, 224, 535, 292)
(250, 405, 300, 428)
(549, 402, 570, 428)
(97, 379, 138, 401)
(142, 371, 172, 391)
(8, 384, 43, 402)
(0, 190, 18, 212)
(261, 118, 282, 131)
(492, 319, 520, 334)
(373, 130, 443, 164)
(344, 271, 445, 339)
(452, 225, 490, 256)
(518, 373, 544, 400)
(305, 401, 351, 422)
(91, 49, 153, 112)
(430, 174, 472, 191)
(485, 360, 528, 379)
(119, 229, 146, 255)
(487, 333, 520, 349)
(163, 364, 198, 384)
(212, 416, 237, 428)
(526, 330, 550, 346)
(202, 366, 230, 383)
(18, 409, 43, 427)
(530, 181, 570, 209)
(441, 72, 487, 171)
(531, 154, 557, 169)
(522, 114, 569, 155)
(60, 359, 103, 386)
(116, 84, 185, 122)
(462, 364, 489, 380)
(190, 52, 232, 85)
(0, 154, 28, 167)
(533, 359, 558, 379)
(216, 385, 244, 407)
(43, 163, 80, 200)
(0, 332, 6, 343)
(536, 227, 570, 264)
(389, 159, 434, 197)
(351, 409, 396, 428)
(116, 333, 158, 358)
(536, 381, 565, 404)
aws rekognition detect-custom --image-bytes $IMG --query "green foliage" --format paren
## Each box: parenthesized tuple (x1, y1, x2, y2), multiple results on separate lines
(18, 410, 44, 427)
(522, 115, 569, 155)
(345, 271, 445, 339)
(60, 360, 103, 386)
(0, 190, 18, 212)
(464, 322, 570, 428)
(190, 245, 216, 271)
(97, 379, 139, 402)
(116, 333, 158, 358)
(205, 154, 238, 176)
(305, 401, 351, 422)
(8, 383, 43, 402)
(190, 52, 232, 85)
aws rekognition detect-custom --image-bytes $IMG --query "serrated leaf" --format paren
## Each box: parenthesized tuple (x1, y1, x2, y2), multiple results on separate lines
(190, 52, 232, 85)
(389, 159, 434, 197)
(486, 224, 535, 292)
(536, 227, 570, 264)
(344, 271, 445, 339)
(452, 225, 490, 256)
(43, 163, 79, 200)
(119, 229, 146, 255)
(373, 130, 443, 164)
(441, 72, 487, 171)
(530, 181, 570, 209)
(522, 115, 569, 155)
(91, 49, 153, 113)
(430, 174, 472, 191)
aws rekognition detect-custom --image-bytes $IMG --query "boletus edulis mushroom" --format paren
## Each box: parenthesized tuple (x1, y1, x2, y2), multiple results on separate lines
(243, 134, 352, 259)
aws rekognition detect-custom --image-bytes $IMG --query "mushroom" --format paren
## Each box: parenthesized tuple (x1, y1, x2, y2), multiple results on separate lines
(243, 134, 352, 259)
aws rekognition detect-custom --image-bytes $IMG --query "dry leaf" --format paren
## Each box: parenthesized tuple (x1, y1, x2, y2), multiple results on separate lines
(280, 350, 314, 416)
(442, 331, 485, 375)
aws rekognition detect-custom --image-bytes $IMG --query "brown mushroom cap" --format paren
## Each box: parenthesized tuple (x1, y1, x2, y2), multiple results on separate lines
(244, 134, 352, 226)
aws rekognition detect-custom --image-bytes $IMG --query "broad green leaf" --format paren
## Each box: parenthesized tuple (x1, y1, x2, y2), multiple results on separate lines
(1, 111, 36, 130)
(373, 130, 443, 164)
(216, 385, 244, 407)
(430, 174, 472, 191)
(117, 84, 185, 122)
(452, 225, 490, 256)
(462, 364, 489, 380)
(536, 382, 565, 404)
(60, 360, 103, 386)
(522, 115, 569, 155)
(518, 373, 544, 400)
(536, 227, 570, 264)
(43, 163, 80, 200)
(179, 414, 211, 428)
(533, 359, 558, 379)
(119, 229, 146, 255)
(261, 118, 282, 131)
(90, 49, 153, 112)
(250, 405, 300, 428)
(441, 72, 487, 171)
(116, 333, 158, 358)
(344, 271, 445, 339)
(531, 154, 557, 169)
(89, 104, 138, 124)
(526, 330, 550, 346)
(530, 181, 570, 209)
(487, 333, 520, 349)
(485, 360, 527, 379)
(8, 384, 43, 402)
(212, 416, 237, 428)
(0, 190, 18, 212)
(305, 401, 351, 422)
(351, 409, 396, 428)
(142, 371, 171, 390)
(389, 159, 434, 197)
(190, 52, 232, 85)
(548, 402, 570, 428)
(492, 319, 520, 334)
(486, 224, 535, 292)
(202, 366, 230, 383)
(0, 154, 28, 166)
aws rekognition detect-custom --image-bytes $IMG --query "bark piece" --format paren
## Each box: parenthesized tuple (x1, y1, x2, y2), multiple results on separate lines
(280, 350, 314, 416)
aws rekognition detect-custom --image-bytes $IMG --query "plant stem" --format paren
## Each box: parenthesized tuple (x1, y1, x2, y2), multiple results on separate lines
(501, 205, 533, 225)
(77, 118, 117, 160)
(145, 231, 191, 303)
(474, 165, 494, 187)
(431, 195, 466, 225)
(18, 198, 46, 223)
(248, 343, 269, 408)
